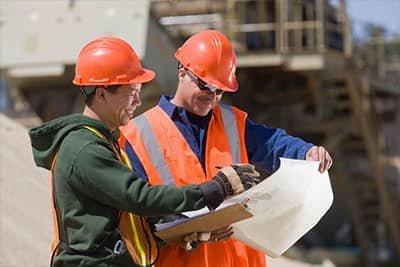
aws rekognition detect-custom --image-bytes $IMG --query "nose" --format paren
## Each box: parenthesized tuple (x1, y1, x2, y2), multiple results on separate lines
(136, 97, 142, 107)
(133, 92, 141, 107)
(205, 90, 219, 99)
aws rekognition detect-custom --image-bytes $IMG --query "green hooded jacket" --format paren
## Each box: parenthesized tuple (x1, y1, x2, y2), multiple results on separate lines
(29, 114, 223, 267)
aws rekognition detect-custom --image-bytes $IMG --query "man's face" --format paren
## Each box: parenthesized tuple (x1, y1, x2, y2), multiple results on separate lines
(178, 69, 223, 116)
(102, 84, 142, 127)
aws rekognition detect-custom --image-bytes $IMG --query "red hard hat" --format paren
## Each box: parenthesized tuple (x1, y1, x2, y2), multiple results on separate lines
(175, 30, 238, 92)
(73, 36, 155, 86)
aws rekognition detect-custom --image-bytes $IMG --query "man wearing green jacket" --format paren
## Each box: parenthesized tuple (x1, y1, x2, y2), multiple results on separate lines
(29, 36, 260, 267)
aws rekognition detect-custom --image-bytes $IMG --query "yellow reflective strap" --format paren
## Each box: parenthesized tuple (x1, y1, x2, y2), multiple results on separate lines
(83, 126, 106, 140)
(120, 149, 133, 170)
(129, 213, 147, 264)
(121, 150, 149, 265)
(82, 125, 157, 266)
(49, 152, 61, 264)
(121, 150, 157, 265)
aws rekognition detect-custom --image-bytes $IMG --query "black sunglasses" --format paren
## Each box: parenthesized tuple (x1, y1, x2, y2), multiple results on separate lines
(185, 70, 224, 96)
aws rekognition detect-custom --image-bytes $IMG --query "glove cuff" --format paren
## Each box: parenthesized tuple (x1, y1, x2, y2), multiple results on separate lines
(199, 180, 225, 210)
(214, 171, 234, 196)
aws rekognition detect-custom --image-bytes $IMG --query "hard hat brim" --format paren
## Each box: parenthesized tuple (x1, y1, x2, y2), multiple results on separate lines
(73, 68, 156, 86)
(131, 68, 155, 84)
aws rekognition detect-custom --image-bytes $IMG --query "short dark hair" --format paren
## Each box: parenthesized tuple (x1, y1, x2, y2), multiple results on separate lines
(80, 85, 120, 106)
(177, 62, 183, 70)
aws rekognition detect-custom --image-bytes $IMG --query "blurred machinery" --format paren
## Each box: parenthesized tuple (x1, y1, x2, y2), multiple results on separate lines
(1, 1, 400, 266)
(0, 0, 177, 124)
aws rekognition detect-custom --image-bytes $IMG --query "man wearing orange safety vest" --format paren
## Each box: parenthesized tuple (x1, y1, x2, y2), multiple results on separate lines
(29, 36, 261, 267)
(121, 30, 333, 267)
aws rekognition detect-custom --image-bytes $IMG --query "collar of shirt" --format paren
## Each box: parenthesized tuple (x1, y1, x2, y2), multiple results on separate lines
(157, 95, 211, 127)
(157, 95, 211, 167)
(157, 95, 176, 117)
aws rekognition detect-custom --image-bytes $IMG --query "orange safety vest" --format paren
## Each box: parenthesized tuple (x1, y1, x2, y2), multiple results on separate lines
(50, 126, 158, 267)
(120, 105, 267, 267)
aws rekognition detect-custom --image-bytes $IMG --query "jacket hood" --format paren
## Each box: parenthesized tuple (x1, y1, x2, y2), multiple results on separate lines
(29, 114, 113, 170)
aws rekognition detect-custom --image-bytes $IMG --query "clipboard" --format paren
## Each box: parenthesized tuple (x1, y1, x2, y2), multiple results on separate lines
(155, 203, 253, 244)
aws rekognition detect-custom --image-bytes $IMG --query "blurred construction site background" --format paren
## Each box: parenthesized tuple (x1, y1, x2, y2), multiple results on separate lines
(0, 1, 399, 266)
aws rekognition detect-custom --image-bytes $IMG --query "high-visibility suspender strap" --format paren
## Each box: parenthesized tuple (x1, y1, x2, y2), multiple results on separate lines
(74, 126, 158, 266)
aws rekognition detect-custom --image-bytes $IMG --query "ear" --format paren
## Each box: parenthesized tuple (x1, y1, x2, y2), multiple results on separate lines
(95, 87, 107, 103)
(178, 68, 186, 82)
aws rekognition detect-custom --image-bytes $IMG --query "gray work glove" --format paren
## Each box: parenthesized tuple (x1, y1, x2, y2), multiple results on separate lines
(213, 163, 261, 197)
(198, 163, 262, 210)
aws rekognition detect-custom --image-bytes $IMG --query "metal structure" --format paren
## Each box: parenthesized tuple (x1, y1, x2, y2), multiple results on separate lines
(151, 0, 400, 266)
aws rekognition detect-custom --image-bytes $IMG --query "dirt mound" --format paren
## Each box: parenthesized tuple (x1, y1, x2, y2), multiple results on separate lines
(0, 113, 51, 267)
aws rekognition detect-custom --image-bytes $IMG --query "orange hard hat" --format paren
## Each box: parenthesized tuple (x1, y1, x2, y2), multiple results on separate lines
(73, 36, 155, 86)
(175, 30, 238, 92)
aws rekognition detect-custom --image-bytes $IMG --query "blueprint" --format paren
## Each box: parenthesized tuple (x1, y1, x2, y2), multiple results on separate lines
(225, 158, 334, 257)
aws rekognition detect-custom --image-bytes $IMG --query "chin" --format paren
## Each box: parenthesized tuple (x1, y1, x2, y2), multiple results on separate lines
(120, 118, 130, 126)
(195, 109, 211, 116)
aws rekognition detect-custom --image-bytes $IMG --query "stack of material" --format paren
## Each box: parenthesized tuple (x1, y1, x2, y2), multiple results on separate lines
(0, 113, 51, 266)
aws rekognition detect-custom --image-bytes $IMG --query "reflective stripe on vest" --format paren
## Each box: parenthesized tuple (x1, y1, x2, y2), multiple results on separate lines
(122, 105, 248, 183)
(132, 115, 176, 185)
(49, 126, 158, 267)
(122, 106, 207, 185)
(220, 104, 241, 164)
(120, 104, 265, 267)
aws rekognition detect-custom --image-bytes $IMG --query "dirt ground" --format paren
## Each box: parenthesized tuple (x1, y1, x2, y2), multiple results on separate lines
(0, 113, 52, 266)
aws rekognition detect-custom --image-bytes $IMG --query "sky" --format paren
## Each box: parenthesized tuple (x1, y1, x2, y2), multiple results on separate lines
(346, 0, 400, 39)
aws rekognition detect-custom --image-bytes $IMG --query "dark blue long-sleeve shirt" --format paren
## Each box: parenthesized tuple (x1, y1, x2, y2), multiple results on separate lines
(125, 96, 314, 180)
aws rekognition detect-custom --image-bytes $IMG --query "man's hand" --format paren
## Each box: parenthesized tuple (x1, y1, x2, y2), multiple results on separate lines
(208, 226, 233, 242)
(181, 226, 233, 252)
(213, 164, 261, 197)
(305, 146, 333, 173)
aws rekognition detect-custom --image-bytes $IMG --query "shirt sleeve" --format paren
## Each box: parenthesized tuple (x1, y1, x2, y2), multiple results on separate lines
(68, 142, 220, 216)
(245, 118, 314, 175)
(124, 140, 148, 180)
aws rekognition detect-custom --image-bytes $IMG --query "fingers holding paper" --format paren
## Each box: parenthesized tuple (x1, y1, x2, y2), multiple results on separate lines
(213, 164, 261, 197)
(231, 164, 262, 189)
(305, 146, 333, 173)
